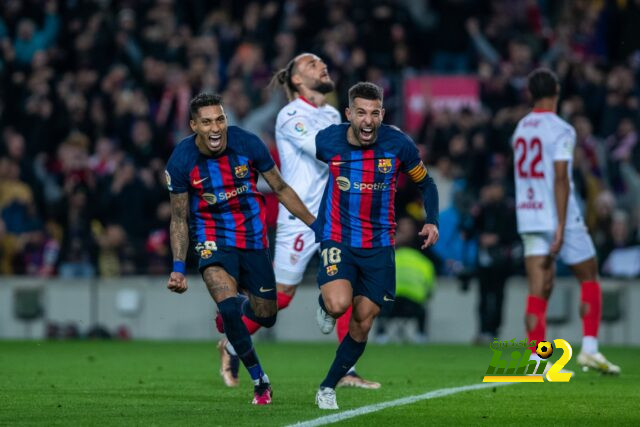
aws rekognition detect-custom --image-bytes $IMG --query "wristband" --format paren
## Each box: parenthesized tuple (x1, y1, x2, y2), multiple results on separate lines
(173, 260, 186, 274)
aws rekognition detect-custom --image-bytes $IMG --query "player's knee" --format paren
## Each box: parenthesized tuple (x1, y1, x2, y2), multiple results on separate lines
(218, 297, 241, 320)
(324, 296, 349, 318)
(350, 316, 374, 340)
(355, 317, 374, 333)
(256, 313, 277, 328)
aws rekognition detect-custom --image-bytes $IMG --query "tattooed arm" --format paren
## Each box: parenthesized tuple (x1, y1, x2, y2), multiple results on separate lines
(168, 192, 189, 293)
(261, 166, 316, 226)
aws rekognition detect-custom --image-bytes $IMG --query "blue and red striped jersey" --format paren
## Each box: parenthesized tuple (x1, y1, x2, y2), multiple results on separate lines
(315, 123, 423, 248)
(165, 126, 275, 249)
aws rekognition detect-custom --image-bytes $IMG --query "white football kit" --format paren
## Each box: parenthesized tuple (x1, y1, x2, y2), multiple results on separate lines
(273, 97, 341, 284)
(512, 110, 595, 265)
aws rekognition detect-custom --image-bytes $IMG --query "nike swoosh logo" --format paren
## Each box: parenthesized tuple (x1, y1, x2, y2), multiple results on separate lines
(193, 177, 208, 185)
(259, 287, 274, 293)
(383, 296, 394, 302)
(287, 110, 296, 116)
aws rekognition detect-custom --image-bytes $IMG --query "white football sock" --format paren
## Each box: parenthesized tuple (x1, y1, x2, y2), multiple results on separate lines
(581, 336, 598, 354)
(225, 340, 237, 356)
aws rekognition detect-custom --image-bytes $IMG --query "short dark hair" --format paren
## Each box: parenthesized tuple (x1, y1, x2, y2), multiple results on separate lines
(527, 68, 559, 102)
(189, 92, 222, 119)
(348, 82, 383, 106)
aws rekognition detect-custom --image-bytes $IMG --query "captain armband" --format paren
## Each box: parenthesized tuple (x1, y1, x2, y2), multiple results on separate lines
(407, 162, 428, 183)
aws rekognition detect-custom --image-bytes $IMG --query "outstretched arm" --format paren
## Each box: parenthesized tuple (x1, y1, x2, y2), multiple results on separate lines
(168, 192, 189, 293)
(261, 166, 316, 226)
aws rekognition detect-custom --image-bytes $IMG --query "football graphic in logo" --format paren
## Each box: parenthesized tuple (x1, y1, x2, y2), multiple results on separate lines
(202, 193, 217, 204)
(336, 176, 351, 191)
(536, 341, 553, 359)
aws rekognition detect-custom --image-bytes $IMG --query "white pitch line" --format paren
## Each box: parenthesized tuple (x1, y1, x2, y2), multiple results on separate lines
(286, 382, 516, 427)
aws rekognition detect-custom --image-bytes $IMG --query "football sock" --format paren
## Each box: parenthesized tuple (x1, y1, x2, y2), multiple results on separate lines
(336, 305, 352, 342)
(237, 346, 267, 385)
(241, 315, 262, 334)
(582, 336, 598, 354)
(320, 333, 366, 389)
(277, 291, 294, 309)
(581, 281, 601, 343)
(337, 306, 355, 375)
(526, 295, 547, 353)
(224, 340, 237, 356)
(217, 297, 252, 358)
(240, 291, 293, 335)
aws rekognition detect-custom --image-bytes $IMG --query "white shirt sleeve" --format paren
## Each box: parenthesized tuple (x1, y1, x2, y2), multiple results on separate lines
(279, 115, 318, 158)
(553, 128, 575, 162)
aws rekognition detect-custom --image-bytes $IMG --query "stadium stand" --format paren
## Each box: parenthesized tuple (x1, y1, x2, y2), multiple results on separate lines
(0, 0, 639, 279)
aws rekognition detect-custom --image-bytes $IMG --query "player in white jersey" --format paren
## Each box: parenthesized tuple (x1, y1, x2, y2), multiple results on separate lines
(512, 68, 619, 375)
(216, 53, 380, 389)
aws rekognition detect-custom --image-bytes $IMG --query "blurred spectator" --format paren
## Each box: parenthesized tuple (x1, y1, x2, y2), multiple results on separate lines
(375, 218, 435, 344)
(470, 180, 519, 344)
(13, 1, 60, 65)
(0, 0, 638, 279)
(600, 210, 640, 278)
(432, 191, 477, 279)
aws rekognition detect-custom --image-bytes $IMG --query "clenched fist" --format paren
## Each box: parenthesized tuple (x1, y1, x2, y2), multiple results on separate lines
(167, 272, 188, 294)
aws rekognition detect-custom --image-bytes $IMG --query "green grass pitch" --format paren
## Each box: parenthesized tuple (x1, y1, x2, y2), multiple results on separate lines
(1, 341, 639, 425)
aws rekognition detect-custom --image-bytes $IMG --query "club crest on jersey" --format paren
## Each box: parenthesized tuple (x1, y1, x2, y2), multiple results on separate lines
(378, 158, 392, 173)
(290, 254, 299, 265)
(202, 193, 217, 204)
(234, 164, 248, 178)
(326, 264, 338, 276)
(336, 176, 351, 191)
(200, 249, 213, 259)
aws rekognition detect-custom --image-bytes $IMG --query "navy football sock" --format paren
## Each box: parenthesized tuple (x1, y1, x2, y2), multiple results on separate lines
(238, 347, 266, 385)
(320, 333, 367, 389)
(218, 297, 266, 382)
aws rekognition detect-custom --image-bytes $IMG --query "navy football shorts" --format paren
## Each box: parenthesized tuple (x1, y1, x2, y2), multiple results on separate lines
(197, 243, 276, 301)
(317, 240, 396, 307)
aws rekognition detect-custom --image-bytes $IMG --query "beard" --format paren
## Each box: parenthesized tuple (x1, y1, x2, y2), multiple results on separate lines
(313, 80, 335, 94)
(350, 123, 379, 146)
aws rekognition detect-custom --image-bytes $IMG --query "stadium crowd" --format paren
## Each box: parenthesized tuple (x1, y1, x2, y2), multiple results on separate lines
(1, 0, 639, 280)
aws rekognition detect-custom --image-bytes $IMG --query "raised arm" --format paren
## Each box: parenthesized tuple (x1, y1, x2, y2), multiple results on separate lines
(168, 192, 189, 293)
(261, 166, 316, 227)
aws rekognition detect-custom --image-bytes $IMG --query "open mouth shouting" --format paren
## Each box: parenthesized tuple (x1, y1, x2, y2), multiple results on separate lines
(359, 126, 375, 144)
(208, 133, 223, 150)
